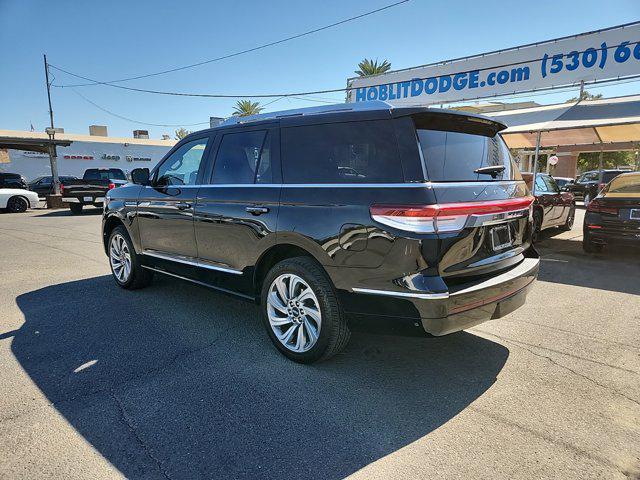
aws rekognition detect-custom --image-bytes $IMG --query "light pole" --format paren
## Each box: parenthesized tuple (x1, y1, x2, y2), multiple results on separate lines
(44, 55, 61, 196)
(45, 127, 61, 196)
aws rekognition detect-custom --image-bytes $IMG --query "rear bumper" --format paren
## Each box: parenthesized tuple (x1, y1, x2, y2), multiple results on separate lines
(350, 256, 539, 336)
(62, 196, 105, 205)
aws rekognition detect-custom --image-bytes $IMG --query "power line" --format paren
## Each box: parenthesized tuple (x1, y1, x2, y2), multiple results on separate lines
(53, 0, 410, 87)
(69, 88, 210, 127)
(51, 40, 640, 100)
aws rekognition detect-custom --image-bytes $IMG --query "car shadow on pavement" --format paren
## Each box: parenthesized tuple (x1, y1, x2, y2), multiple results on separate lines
(536, 236, 640, 295)
(13, 275, 509, 480)
(31, 208, 103, 217)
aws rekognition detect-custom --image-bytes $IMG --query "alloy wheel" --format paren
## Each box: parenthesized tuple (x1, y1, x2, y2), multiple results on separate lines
(109, 234, 132, 283)
(266, 273, 322, 353)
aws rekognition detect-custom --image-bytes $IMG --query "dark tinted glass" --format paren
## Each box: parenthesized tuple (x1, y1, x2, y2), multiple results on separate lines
(417, 129, 517, 182)
(85, 169, 125, 180)
(281, 120, 402, 184)
(211, 130, 268, 184)
(109, 169, 126, 180)
(602, 171, 621, 183)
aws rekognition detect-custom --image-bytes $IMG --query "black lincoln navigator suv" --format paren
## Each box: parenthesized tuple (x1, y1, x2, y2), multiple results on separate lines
(102, 101, 539, 363)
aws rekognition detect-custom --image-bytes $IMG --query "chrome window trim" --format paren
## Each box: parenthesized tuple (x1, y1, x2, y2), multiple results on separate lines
(145, 180, 525, 189)
(352, 287, 450, 300)
(141, 250, 243, 275)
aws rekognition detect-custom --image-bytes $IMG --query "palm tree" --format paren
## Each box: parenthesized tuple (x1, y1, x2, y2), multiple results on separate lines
(232, 100, 264, 117)
(354, 58, 392, 77)
(174, 127, 191, 140)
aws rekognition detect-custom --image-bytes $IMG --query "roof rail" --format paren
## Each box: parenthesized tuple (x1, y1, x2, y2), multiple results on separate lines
(219, 100, 393, 127)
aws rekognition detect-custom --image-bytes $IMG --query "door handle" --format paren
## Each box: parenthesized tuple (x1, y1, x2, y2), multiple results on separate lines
(245, 206, 269, 215)
(176, 202, 192, 210)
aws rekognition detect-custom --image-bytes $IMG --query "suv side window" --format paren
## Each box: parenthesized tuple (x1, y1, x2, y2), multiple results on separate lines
(535, 174, 548, 193)
(543, 175, 560, 193)
(211, 130, 270, 184)
(580, 172, 597, 183)
(281, 120, 402, 184)
(155, 137, 209, 186)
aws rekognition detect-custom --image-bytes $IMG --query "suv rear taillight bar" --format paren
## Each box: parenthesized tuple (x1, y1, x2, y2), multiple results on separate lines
(586, 199, 618, 216)
(370, 196, 534, 234)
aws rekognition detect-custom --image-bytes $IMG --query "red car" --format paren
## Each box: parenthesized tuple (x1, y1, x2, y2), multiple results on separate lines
(522, 173, 576, 241)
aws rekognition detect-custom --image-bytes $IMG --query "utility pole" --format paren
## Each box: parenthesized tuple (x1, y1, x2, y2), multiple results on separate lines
(43, 54, 61, 196)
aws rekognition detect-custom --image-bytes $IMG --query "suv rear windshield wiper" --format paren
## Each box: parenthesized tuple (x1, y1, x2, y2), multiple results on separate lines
(474, 165, 506, 178)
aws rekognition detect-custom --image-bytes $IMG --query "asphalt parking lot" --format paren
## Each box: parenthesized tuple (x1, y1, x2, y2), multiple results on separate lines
(1, 207, 639, 479)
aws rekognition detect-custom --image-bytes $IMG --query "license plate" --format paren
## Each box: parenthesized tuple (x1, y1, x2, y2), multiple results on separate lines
(84, 196, 93, 202)
(631, 209, 640, 220)
(490, 224, 512, 251)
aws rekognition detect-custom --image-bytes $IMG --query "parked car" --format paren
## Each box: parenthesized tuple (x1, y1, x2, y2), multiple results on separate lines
(62, 168, 128, 214)
(522, 172, 576, 241)
(102, 102, 539, 363)
(0, 188, 39, 213)
(553, 176, 574, 190)
(565, 169, 627, 205)
(0, 172, 28, 190)
(583, 171, 640, 253)
(28, 175, 78, 197)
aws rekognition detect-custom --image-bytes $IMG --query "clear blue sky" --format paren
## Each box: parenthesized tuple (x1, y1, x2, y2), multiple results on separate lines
(0, 0, 638, 139)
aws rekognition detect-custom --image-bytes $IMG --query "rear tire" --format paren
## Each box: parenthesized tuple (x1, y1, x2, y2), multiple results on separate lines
(108, 226, 153, 289)
(532, 209, 543, 243)
(582, 232, 604, 254)
(6, 196, 28, 213)
(70, 203, 83, 215)
(560, 205, 575, 231)
(261, 257, 350, 364)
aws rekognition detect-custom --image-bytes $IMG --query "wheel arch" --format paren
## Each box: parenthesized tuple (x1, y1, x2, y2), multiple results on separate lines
(102, 214, 127, 253)
(253, 243, 328, 300)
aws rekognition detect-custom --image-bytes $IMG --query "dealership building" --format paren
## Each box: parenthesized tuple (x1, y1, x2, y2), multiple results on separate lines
(0, 126, 175, 181)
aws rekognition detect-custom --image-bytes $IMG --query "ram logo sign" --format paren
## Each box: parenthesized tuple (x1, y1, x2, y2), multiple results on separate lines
(346, 22, 640, 106)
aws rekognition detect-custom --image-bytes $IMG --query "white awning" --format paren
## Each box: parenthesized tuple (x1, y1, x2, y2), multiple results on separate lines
(484, 95, 640, 148)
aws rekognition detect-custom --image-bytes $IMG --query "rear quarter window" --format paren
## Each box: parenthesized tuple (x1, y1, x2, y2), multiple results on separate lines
(281, 120, 402, 184)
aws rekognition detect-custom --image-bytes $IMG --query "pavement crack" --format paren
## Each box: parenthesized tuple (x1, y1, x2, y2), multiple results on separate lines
(108, 390, 172, 480)
(503, 319, 640, 352)
(469, 405, 625, 473)
(479, 331, 640, 408)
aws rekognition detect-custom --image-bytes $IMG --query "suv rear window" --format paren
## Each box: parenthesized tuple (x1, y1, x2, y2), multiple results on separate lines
(416, 129, 519, 182)
(281, 120, 402, 184)
(84, 169, 126, 180)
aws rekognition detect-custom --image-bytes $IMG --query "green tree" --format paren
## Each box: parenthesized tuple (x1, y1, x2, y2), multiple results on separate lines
(354, 58, 392, 77)
(232, 100, 263, 117)
(174, 127, 191, 140)
(577, 151, 636, 172)
(566, 90, 603, 103)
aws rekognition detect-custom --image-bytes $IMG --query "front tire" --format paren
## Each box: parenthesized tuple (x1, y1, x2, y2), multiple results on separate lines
(108, 226, 153, 289)
(7, 196, 28, 213)
(261, 257, 350, 364)
(532, 209, 543, 243)
(560, 205, 575, 231)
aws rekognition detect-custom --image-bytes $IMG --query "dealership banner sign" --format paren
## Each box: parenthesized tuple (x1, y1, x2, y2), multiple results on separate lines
(346, 22, 640, 106)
